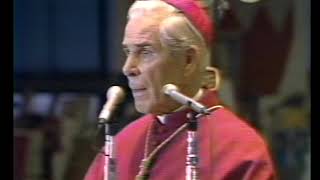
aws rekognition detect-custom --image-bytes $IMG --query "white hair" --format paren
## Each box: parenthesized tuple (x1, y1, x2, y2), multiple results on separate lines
(127, 0, 211, 69)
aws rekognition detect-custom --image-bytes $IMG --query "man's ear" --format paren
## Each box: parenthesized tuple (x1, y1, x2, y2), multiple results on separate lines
(183, 46, 197, 77)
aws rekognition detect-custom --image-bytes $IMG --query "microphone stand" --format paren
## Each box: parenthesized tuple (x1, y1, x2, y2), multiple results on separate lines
(185, 106, 223, 180)
(186, 111, 200, 180)
(98, 120, 118, 180)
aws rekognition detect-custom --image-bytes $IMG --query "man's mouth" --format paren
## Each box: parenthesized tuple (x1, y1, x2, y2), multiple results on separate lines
(131, 88, 147, 97)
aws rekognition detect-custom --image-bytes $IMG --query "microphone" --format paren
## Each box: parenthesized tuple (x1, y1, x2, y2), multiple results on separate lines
(98, 86, 126, 124)
(162, 84, 209, 114)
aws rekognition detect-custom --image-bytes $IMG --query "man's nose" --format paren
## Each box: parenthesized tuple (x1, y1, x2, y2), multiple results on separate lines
(122, 55, 141, 76)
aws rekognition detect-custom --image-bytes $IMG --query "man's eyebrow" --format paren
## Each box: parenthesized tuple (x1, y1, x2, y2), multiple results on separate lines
(122, 43, 154, 49)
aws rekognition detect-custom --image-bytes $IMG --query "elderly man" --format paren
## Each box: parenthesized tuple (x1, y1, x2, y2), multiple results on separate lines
(85, 0, 276, 179)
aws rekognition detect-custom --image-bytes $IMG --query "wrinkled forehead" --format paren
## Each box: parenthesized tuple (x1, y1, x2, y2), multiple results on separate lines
(122, 17, 162, 47)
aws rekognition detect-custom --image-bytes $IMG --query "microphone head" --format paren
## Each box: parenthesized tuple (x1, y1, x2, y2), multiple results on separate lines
(107, 86, 126, 101)
(162, 84, 179, 95)
(98, 86, 126, 124)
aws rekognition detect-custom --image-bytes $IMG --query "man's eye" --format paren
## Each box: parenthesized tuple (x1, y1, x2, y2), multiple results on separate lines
(142, 49, 148, 54)
(141, 48, 153, 55)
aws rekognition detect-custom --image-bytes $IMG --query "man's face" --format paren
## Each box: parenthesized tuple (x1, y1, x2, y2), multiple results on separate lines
(122, 17, 188, 114)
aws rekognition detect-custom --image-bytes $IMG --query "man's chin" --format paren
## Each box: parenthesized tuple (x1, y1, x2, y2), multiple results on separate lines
(134, 102, 163, 114)
(134, 102, 149, 114)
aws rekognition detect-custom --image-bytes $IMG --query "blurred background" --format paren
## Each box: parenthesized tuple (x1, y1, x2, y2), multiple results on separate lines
(14, 0, 310, 179)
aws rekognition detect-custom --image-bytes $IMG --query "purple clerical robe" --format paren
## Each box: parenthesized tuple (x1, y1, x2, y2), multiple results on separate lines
(84, 90, 276, 180)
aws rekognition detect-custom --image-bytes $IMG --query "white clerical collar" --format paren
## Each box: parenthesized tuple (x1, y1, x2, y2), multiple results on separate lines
(157, 88, 204, 124)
